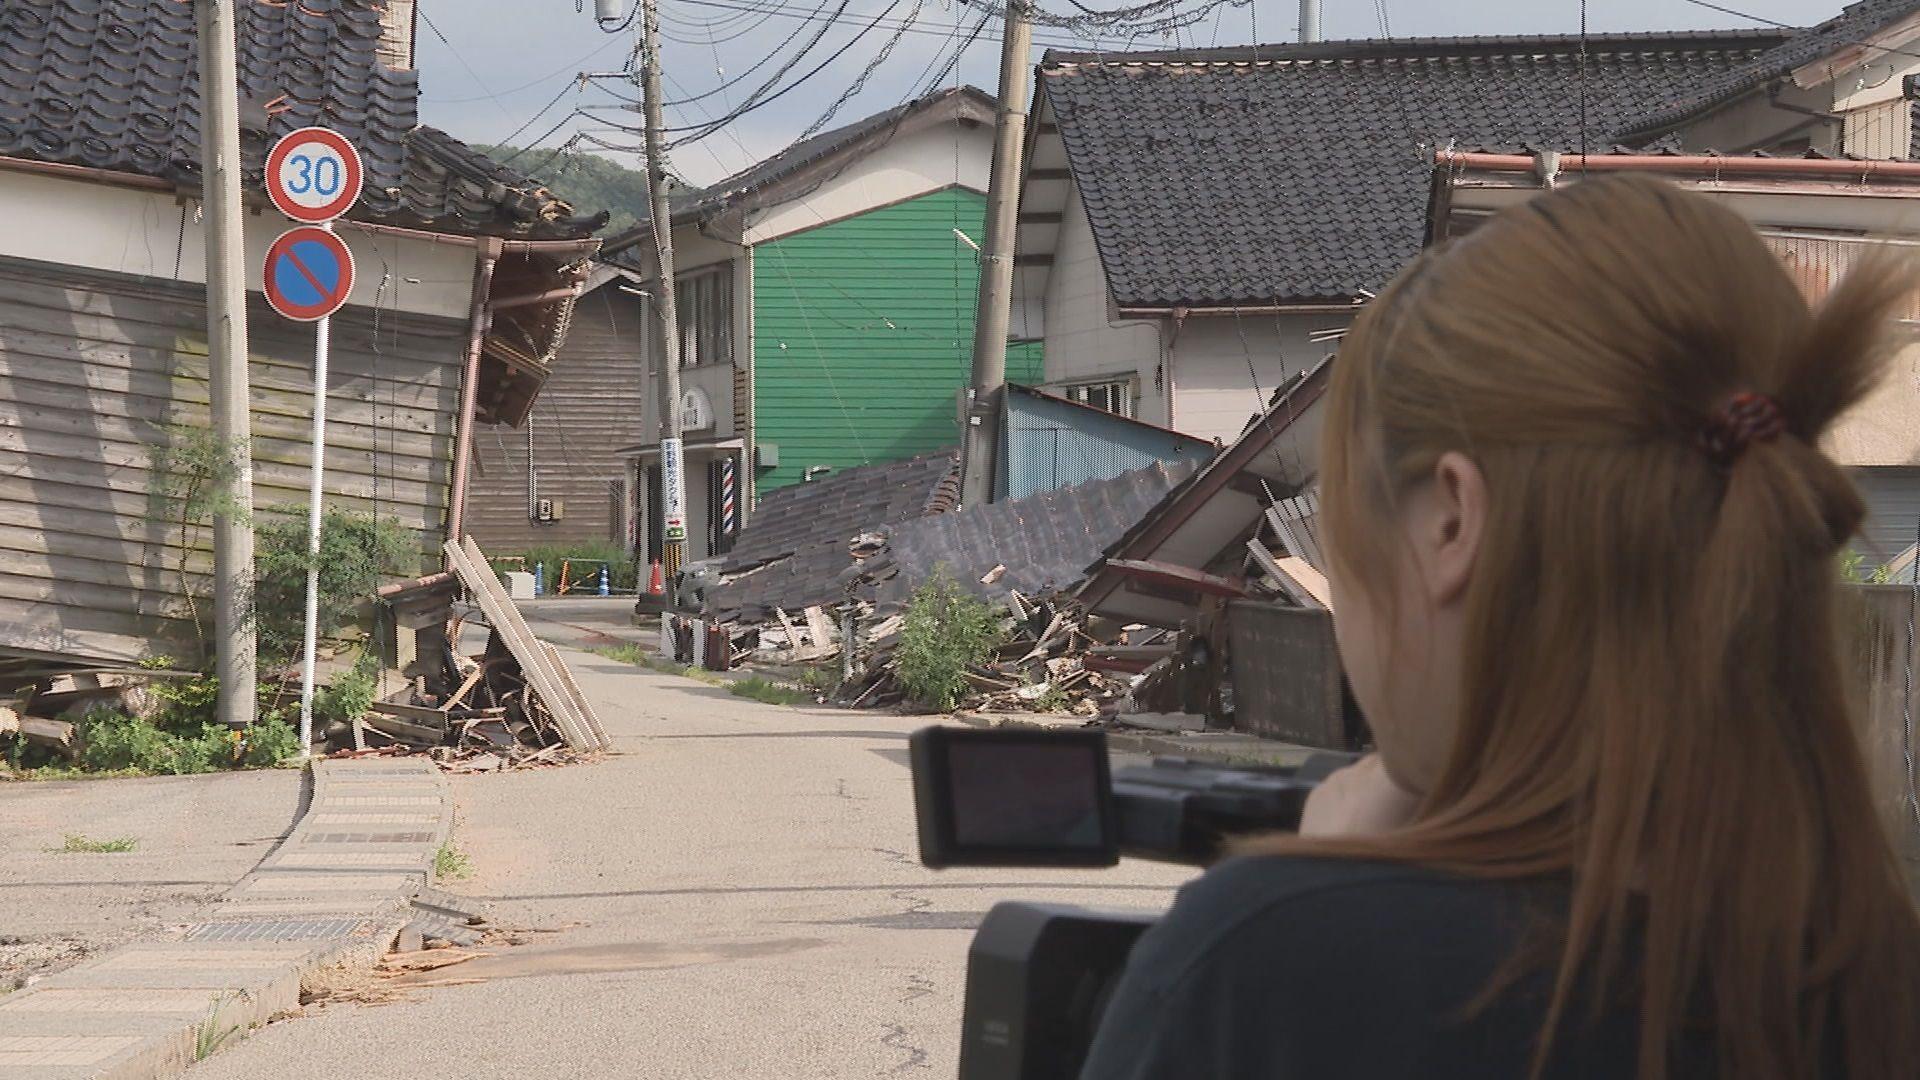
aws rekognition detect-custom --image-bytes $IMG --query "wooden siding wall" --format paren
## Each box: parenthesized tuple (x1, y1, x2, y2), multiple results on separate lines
(467, 282, 647, 553)
(752, 187, 1044, 491)
(0, 256, 464, 663)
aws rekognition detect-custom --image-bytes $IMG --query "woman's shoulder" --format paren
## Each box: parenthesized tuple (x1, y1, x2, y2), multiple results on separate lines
(1128, 855, 1543, 1000)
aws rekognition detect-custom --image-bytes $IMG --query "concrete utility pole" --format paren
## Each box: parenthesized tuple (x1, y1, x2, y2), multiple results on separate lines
(958, 0, 1034, 509)
(637, 0, 688, 595)
(1298, 0, 1321, 43)
(195, 0, 258, 725)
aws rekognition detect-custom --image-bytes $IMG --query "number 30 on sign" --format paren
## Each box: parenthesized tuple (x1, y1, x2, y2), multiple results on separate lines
(264, 127, 363, 224)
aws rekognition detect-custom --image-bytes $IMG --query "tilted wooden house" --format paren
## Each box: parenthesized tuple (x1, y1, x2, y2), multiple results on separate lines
(0, 0, 603, 671)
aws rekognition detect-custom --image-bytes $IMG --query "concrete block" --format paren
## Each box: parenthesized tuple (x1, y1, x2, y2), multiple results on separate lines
(505, 571, 535, 599)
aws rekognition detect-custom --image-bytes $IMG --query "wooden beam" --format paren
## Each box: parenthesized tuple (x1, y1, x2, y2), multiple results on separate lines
(1013, 254, 1055, 267)
(1029, 168, 1070, 181)
(1105, 559, 1247, 599)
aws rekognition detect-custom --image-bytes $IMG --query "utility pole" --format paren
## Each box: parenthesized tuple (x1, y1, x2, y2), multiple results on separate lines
(636, 0, 688, 597)
(958, 0, 1033, 509)
(1298, 0, 1321, 42)
(195, 0, 258, 725)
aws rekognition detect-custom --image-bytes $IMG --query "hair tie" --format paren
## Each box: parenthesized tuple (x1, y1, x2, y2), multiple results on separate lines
(1698, 392, 1786, 465)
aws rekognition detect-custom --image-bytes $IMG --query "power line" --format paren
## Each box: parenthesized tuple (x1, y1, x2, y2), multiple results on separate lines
(667, 0, 1150, 50)
(417, 7, 514, 121)
(1678, 0, 1920, 64)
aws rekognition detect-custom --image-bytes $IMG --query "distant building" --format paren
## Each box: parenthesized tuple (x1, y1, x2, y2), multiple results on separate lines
(1012, 29, 1792, 443)
(541, 87, 1045, 566)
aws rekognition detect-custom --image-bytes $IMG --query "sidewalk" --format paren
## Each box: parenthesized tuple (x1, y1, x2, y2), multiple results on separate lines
(0, 759, 454, 1079)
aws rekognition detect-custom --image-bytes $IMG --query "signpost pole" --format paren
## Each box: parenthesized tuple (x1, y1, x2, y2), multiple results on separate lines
(295, 222, 334, 757)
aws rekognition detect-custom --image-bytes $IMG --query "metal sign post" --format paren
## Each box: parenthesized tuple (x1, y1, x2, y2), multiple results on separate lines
(264, 127, 362, 758)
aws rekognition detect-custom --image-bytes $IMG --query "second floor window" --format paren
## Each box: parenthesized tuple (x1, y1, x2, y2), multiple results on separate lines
(1065, 378, 1135, 418)
(677, 265, 732, 368)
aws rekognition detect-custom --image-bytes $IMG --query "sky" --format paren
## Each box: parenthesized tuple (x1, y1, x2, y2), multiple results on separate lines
(413, 0, 1831, 187)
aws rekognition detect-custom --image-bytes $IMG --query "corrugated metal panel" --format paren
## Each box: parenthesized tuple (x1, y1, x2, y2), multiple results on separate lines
(1000, 387, 1215, 500)
(467, 281, 649, 553)
(1853, 466, 1920, 566)
(1763, 234, 1920, 319)
(751, 188, 1044, 492)
(1844, 98, 1910, 160)
(0, 255, 462, 663)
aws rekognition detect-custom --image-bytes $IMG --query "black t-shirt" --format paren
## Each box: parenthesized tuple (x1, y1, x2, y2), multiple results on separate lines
(1080, 856, 1715, 1079)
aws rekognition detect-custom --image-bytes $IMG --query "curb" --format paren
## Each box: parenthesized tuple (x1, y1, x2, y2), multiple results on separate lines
(0, 758, 456, 1079)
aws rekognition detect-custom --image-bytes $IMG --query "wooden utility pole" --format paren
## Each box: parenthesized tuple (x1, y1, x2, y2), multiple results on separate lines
(637, 0, 688, 596)
(958, 0, 1034, 509)
(195, 0, 258, 725)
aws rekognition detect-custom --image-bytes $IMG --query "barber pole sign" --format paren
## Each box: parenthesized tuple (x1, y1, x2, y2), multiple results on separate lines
(719, 456, 737, 539)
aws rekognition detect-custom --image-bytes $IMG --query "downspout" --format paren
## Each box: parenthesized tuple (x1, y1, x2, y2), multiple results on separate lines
(1163, 305, 1190, 431)
(742, 244, 756, 525)
(447, 236, 504, 552)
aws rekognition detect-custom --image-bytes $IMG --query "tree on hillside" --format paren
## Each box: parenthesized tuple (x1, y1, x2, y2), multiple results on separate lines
(475, 144, 680, 235)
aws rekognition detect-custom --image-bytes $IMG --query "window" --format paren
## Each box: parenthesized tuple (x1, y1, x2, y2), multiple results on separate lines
(1063, 379, 1135, 419)
(675, 265, 732, 368)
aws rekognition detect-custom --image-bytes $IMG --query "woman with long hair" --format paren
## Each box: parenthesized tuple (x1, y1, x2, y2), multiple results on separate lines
(1080, 174, 1920, 1079)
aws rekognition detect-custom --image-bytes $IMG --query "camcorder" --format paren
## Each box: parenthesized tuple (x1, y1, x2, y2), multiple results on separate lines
(909, 726, 1356, 1079)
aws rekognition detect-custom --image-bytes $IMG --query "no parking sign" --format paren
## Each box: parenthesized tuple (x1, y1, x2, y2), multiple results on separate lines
(263, 226, 354, 322)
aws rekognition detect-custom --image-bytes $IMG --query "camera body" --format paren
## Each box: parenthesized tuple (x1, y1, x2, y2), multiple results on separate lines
(909, 726, 1355, 1078)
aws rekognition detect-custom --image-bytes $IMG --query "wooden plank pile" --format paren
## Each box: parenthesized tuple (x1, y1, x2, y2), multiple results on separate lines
(832, 590, 1135, 715)
(345, 540, 612, 768)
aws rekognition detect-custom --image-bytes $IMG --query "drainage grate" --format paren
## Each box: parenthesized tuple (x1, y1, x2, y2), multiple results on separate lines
(299, 831, 436, 844)
(186, 917, 375, 942)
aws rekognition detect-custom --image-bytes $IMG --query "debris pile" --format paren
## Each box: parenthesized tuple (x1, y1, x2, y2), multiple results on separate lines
(345, 539, 612, 769)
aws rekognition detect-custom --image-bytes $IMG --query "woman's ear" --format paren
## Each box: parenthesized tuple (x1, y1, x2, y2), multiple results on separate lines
(1408, 450, 1486, 607)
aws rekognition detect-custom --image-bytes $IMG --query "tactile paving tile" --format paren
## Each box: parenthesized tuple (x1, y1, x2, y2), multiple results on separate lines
(0, 988, 222, 1014)
(241, 874, 415, 895)
(186, 918, 374, 943)
(269, 850, 429, 869)
(306, 813, 442, 826)
(0, 1034, 143, 1067)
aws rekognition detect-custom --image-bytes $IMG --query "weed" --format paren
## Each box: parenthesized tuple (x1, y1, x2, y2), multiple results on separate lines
(433, 841, 473, 881)
(896, 568, 1004, 712)
(503, 542, 638, 594)
(1031, 684, 1071, 712)
(591, 646, 726, 686)
(56, 834, 138, 853)
(797, 666, 840, 694)
(728, 677, 811, 707)
(311, 652, 381, 727)
(192, 992, 245, 1062)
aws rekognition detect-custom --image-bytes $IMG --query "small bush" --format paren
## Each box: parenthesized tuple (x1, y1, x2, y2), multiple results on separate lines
(254, 510, 417, 665)
(238, 716, 301, 768)
(434, 841, 473, 880)
(506, 542, 638, 594)
(312, 653, 380, 726)
(77, 708, 231, 775)
(896, 569, 1005, 713)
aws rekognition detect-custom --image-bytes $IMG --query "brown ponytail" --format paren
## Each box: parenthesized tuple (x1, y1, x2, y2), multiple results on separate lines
(1245, 174, 1920, 1079)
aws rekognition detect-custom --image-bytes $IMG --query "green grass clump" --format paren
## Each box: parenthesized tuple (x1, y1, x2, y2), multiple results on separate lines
(56, 833, 138, 853)
(728, 677, 811, 707)
(433, 841, 473, 881)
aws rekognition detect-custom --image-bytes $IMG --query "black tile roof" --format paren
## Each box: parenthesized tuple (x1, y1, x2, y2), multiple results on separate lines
(704, 451, 959, 620)
(855, 459, 1200, 609)
(1620, 0, 1920, 140)
(1036, 30, 1790, 308)
(0, 0, 602, 239)
(601, 85, 995, 260)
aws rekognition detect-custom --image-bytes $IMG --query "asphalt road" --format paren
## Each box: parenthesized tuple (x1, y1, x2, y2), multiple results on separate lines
(190, 638, 1195, 1079)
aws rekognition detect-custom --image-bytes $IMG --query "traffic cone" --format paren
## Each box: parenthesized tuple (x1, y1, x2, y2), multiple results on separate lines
(647, 559, 664, 596)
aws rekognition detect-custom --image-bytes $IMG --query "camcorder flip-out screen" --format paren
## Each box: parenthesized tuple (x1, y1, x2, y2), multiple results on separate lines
(911, 727, 1119, 868)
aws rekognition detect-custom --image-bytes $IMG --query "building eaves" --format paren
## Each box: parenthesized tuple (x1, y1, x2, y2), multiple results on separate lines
(1617, 0, 1920, 142)
(601, 85, 996, 261)
(0, 0, 600, 240)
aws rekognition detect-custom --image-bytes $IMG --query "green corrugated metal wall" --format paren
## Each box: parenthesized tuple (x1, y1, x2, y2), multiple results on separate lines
(752, 187, 1044, 491)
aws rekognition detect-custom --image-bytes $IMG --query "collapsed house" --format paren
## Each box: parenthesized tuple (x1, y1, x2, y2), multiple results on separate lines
(0, 0, 601, 683)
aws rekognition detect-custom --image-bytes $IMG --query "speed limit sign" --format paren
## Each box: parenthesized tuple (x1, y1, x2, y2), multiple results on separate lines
(264, 127, 363, 224)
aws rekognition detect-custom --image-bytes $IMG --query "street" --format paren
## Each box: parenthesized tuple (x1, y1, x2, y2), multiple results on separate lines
(186, 638, 1193, 1079)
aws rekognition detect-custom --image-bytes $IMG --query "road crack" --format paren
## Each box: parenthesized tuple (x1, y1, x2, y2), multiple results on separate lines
(880, 1022, 931, 1072)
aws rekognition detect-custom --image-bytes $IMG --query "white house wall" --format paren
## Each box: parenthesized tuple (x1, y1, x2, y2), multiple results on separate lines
(743, 121, 992, 245)
(1170, 313, 1343, 445)
(0, 169, 476, 321)
(1038, 182, 1163, 421)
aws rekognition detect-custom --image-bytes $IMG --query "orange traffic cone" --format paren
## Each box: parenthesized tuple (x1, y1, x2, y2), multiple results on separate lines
(647, 559, 665, 596)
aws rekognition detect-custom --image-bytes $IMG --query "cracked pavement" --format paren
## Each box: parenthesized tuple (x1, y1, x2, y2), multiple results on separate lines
(188, 620, 1192, 1078)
